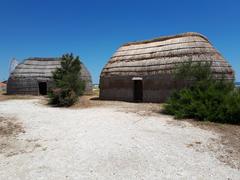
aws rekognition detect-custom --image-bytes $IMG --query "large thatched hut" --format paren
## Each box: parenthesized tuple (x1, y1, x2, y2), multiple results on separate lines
(100, 32, 234, 102)
(7, 57, 92, 95)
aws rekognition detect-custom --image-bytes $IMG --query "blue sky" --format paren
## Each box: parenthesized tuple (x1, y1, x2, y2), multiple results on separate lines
(0, 0, 239, 83)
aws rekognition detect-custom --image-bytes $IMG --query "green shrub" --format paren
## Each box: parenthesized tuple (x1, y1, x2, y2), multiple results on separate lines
(48, 53, 85, 107)
(164, 61, 240, 124)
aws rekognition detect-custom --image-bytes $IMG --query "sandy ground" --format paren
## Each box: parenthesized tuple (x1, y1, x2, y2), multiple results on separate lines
(0, 99, 240, 179)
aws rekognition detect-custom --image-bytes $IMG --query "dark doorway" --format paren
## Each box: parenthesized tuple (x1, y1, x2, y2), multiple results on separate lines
(133, 80, 143, 102)
(38, 82, 47, 95)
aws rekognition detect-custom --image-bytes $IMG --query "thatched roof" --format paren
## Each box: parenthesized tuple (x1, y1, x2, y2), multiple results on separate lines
(101, 32, 234, 78)
(10, 57, 91, 81)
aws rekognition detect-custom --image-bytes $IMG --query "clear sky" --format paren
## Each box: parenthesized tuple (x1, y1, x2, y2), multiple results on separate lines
(0, 0, 239, 83)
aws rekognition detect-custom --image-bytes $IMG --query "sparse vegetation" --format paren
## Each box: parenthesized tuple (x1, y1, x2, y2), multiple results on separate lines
(48, 53, 85, 107)
(164, 61, 240, 124)
(0, 116, 24, 137)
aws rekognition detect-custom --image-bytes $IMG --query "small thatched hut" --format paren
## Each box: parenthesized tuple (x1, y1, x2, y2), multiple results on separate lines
(100, 32, 234, 102)
(7, 57, 92, 95)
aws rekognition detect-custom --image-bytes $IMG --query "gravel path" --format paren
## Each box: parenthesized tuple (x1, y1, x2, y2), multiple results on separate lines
(0, 100, 239, 179)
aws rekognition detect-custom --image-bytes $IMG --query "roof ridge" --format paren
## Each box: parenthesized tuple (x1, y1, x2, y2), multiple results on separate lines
(122, 32, 210, 46)
(26, 57, 60, 61)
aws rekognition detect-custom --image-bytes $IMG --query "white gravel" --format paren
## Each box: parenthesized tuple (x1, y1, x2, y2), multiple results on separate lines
(0, 99, 239, 180)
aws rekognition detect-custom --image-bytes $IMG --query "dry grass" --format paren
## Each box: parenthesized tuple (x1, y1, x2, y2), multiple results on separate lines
(0, 115, 42, 157)
(0, 94, 39, 102)
(0, 116, 25, 155)
(0, 116, 24, 137)
(71, 95, 163, 114)
(0, 90, 6, 95)
(186, 120, 240, 169)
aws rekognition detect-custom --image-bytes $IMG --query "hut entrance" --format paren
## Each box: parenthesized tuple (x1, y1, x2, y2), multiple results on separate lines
(133, 79, 143, 102)
(38, 82, 47, 95)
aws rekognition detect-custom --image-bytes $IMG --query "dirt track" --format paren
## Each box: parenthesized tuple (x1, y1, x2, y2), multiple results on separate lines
(0, 98, 240, 179)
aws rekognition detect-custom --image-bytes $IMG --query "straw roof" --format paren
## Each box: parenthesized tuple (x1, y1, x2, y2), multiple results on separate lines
(10, 57, 91, 81)
(101, 32, 234, 78)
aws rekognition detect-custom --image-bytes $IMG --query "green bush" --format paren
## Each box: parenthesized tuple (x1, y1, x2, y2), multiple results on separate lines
(164, 61, 240, 124)
(48, 53, 85, 107)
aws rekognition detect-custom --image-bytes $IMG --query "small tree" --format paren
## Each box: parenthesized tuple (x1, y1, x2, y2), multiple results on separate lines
(48, 53, 85, 106)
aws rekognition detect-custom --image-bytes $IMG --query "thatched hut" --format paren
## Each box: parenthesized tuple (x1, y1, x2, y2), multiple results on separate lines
(7, 57, 92, 95)
(100, 32, 234, 102)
